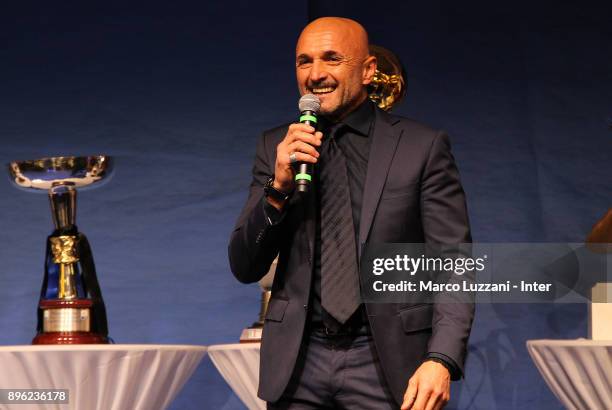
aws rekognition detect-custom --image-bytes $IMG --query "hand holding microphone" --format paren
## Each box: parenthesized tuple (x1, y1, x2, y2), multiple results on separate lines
(294, 94, 321, 193)
(269, 94, 322, 209)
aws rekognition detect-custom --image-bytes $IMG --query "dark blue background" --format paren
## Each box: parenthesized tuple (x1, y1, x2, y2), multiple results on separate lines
(0, 1, 610, 408)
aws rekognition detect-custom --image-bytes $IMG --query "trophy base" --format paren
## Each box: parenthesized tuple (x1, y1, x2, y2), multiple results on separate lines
(35, 299, 109, 345)
(32, 332, 109, 345)
(240, 327, 262, 343)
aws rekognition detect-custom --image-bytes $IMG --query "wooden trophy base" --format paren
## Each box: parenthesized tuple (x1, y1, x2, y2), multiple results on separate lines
(34, 298, 109, 345)
(32, 332, 108, 345)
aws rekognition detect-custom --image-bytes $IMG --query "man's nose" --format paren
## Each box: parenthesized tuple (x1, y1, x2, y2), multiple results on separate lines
(309, 60, 327, 83)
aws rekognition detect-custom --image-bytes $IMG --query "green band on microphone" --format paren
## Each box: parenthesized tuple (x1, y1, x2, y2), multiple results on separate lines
(299, 115, 317, 124)
(295, 173, 312, 181)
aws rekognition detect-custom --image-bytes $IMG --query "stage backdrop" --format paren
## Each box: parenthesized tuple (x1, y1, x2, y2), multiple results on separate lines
(0, 1, 610, 409)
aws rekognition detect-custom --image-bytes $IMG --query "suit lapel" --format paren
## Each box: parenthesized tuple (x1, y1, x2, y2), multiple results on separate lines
(358, 109, 401, 255)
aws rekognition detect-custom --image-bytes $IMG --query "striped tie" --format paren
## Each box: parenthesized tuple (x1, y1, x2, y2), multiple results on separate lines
(319, 124, 361, 324)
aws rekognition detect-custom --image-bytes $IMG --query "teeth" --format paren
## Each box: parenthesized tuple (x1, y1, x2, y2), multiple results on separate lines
(311, 87, 334, 94)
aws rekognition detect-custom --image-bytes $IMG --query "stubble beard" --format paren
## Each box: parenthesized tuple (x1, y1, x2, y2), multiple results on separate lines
(322, 91, 367, 122)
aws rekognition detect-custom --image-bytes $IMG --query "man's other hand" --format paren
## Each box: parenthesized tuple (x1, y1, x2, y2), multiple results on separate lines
(401, 360, 451, 410)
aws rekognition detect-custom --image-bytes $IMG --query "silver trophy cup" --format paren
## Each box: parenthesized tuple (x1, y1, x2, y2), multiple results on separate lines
(8, 155, 113, 344)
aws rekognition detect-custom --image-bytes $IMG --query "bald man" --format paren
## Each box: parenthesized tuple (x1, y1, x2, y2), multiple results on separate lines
(229, 17, 473, 409)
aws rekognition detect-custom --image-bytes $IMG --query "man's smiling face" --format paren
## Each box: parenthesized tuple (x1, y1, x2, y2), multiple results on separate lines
(295, 18, 376, 121)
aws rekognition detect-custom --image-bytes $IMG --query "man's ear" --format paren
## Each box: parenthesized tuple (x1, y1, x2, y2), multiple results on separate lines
(362, 55, 377, 85)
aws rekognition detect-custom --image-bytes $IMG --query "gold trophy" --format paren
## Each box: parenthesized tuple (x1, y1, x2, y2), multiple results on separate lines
(368, 44, 407, 111)
(8, 156, 113, 344)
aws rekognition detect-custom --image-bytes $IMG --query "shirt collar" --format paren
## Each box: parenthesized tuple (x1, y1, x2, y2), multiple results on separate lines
(320, 98, 375, 136)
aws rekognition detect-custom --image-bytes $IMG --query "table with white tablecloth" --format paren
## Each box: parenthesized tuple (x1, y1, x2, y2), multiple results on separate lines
(208, 343, 264, 410)
(0, 344, 207, 410)
(526, 339, 612, 410)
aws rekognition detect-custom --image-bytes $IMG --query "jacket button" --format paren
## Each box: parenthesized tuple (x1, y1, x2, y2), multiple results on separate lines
(303, 304, 308, 310)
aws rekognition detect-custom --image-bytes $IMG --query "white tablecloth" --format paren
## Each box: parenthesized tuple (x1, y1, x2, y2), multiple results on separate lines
(208, 343, 264, 410)
(0, 344, 207, 410)
(526, 339, 612, 410)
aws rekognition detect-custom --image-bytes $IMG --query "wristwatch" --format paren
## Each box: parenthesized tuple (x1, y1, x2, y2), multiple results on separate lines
(264, 177, 292, 203)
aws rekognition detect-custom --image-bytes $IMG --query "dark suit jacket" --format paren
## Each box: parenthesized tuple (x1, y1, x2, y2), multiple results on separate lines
(228, 107, 473, 405)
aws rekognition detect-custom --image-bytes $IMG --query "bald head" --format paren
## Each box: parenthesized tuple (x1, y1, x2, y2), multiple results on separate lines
(295, 17, 376, 120)
(297, 17, 370, 62)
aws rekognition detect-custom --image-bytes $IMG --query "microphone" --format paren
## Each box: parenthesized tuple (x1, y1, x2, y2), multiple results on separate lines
(296, 94, 321, 193)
